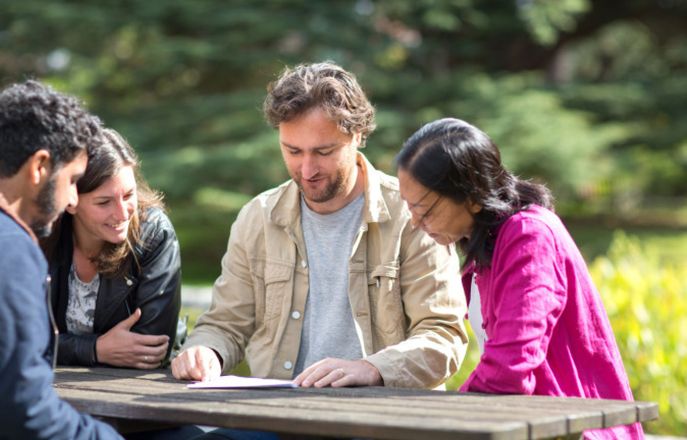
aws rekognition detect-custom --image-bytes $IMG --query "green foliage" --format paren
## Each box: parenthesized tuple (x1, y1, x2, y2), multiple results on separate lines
(518, 0, 591, 45)
(589, 232, 687, 434)
(3, 0, 686, 227)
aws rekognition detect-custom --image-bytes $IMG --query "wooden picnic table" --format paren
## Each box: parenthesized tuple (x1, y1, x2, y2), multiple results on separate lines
(54, 367, 657, 440)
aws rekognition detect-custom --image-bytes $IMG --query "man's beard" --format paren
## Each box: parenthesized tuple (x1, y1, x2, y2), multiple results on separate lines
(30, 176, 58, 238)
(296, 170, 346, 204)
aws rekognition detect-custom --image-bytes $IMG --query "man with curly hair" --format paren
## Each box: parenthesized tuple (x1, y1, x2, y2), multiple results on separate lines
(0, 80, 121, 439)
(173, 62, 468, 398)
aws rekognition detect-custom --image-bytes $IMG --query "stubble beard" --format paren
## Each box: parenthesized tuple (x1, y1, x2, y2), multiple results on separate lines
(30, 176, 59, 238)
(296, 169, 347, 204)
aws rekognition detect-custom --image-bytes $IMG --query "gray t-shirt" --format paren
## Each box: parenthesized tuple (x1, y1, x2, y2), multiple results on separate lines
(294, 193, 365, 376)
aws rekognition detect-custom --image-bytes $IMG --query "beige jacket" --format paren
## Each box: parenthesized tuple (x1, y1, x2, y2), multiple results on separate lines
(184, 153, 468, 388)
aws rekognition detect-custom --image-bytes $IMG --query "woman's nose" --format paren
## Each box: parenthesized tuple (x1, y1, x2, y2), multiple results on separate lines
(113, 200, 130, 221)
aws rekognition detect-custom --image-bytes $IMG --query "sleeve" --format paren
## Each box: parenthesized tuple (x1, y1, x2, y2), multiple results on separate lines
(57, 333, 99, 366)
(0, 234, 121, 440)
(459, 218, 566, 394)
(180, 204, 256, 373)
(130, 210, 182, 361)
(366, 225, 469, 389)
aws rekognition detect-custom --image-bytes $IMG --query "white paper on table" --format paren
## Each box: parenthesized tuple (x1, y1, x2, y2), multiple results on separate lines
(187, 375, 298, 389)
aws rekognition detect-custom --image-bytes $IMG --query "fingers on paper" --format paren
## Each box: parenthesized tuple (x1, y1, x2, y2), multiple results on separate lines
(196, 347, 221, 381)
(172, 346, 220, 381)
(172, 348, 198, 380)
(295, 358, 382, 388)
(316, 367, 349, 388)
(295, 358, 341, 388)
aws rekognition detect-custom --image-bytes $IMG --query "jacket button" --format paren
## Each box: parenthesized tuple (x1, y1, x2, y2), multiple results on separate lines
(283, 361, 293, 370)
(301, 260, 307, 268)
(126, 279, 133, 286)
(291, 311, 301, 320)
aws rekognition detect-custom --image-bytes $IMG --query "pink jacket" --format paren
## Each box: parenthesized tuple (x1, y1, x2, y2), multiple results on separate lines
(459, 205, 643, 439)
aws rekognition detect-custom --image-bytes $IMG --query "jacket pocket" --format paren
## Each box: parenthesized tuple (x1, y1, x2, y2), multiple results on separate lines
(264, 262, 293, 322)
(368, 264, 405, 338)
(250, 260, 293, 339)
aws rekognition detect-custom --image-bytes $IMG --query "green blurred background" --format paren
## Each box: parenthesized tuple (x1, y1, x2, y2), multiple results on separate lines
(2, 0, 685, 434)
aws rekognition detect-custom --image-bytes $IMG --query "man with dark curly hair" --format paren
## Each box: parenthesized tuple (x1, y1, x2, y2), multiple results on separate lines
(173, 62, 468, 403)
(0, 80, 121, 439)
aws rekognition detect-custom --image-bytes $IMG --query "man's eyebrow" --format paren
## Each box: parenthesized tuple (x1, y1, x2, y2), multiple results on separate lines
(281, 141, 339, 150)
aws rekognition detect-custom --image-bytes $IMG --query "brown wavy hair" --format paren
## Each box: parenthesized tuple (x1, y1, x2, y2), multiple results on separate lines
(71, 128, 163, 275)
(263, 61, 376, 145)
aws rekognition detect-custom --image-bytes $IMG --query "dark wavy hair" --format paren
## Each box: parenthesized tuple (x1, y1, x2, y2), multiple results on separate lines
(0, 80, 101, 177)
(396, 118, 553, 268)
(263, 61, 376, 146)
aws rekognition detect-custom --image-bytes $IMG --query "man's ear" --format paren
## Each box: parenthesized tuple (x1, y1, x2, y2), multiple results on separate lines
(26, 149, 52, 186)
(352, 132, 363, 148)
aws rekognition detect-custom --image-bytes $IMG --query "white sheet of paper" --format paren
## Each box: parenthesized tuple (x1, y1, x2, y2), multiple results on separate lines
(187, 375, 298, 389)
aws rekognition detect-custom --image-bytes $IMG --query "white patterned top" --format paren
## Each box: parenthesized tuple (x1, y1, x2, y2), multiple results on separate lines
(66, 262, 100, 335)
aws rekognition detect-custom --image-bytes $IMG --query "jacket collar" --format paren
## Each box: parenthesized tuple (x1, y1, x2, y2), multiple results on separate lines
(0, 192, 38, 243)
(269, 152, 391, 229)
(94, 267, 136, 331)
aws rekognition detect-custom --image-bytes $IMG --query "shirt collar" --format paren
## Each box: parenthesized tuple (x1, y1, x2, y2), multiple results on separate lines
(0, 192, 38, 243)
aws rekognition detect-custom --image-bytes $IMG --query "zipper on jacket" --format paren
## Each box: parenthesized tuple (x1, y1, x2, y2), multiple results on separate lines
(45, 275, 59, 371)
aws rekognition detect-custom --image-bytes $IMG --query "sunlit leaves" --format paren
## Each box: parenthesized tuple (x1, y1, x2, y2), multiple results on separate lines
(590, 232, 687, 434)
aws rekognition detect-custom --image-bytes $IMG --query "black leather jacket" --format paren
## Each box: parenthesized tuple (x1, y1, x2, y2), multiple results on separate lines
(47, 207, 181, 366)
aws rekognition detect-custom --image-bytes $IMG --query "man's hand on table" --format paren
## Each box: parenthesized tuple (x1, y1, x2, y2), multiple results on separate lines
(171, 346, 222, 381)
(294, 358, 383, 388)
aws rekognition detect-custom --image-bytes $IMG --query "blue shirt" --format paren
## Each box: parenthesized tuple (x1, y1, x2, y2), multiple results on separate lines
(0, 208, 120, 440)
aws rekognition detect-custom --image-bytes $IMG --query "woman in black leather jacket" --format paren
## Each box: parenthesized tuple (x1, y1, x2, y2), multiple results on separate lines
(42, 128, 182, 369)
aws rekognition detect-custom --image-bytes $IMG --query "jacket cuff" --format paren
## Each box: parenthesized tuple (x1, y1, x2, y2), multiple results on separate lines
(57, 334, 99, 366)
(365, 350, 409, 388)
(181, 335, 231, 372)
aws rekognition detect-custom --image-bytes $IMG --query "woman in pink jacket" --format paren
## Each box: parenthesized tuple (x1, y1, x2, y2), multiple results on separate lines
(396, 118, 643, 439)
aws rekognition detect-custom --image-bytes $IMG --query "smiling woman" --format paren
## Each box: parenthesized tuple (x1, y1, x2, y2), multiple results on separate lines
(41, 128, 182, 370)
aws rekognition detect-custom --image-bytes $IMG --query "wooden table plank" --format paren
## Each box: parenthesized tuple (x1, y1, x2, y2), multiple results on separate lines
(53, 367, 658, 440)
(58, 387, 529, 440)
(54, 377, 577, 439)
